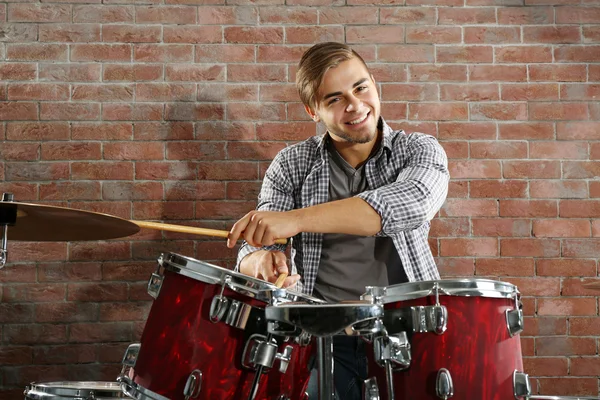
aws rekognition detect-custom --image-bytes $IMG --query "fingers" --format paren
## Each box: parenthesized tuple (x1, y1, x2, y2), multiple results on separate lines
(271, 251, 289, 275)
(227, 212, 252, 248)
(282, 274, 301, 289)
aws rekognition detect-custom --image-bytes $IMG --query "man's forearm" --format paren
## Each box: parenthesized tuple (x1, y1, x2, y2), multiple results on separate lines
(293, 197, 382, 236)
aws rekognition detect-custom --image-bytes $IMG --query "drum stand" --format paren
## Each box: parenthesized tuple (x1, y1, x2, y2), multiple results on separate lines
(265, 301, 384, 400)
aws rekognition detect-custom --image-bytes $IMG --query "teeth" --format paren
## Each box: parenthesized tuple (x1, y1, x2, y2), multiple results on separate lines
(348, 114, 368, 125)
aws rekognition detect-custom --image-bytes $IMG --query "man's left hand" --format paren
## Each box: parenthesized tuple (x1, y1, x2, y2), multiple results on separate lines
(227, 210, 301, 248)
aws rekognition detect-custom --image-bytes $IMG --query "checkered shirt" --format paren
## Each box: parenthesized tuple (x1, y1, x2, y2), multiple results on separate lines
(236, 118, 450, 296)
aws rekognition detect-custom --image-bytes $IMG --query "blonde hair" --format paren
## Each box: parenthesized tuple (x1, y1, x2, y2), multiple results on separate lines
(296, 42, 369, 110)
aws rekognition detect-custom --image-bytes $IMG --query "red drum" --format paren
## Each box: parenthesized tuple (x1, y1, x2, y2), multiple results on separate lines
(362, 279, 524, 400)
(119, 253, 320, 400)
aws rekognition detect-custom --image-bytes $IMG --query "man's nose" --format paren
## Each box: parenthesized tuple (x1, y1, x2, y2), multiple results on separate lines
(346, 95, 362, 112)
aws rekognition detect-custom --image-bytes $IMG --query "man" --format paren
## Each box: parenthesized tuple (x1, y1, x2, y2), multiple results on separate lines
(227, 42, 449, 399)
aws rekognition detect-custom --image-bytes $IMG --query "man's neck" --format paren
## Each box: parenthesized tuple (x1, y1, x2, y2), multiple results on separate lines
(328, 130, 382, 169)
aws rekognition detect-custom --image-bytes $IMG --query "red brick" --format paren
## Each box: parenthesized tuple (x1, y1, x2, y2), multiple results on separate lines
(226, 181, 261, 200)
(0, 346, 32, 366)
(472, 102, 528, 120)
(472, 218, 530, 238)
(257, 45, 310, 63)
(472, 180, 527, 198)
(35, 303, 98, 323)
(497, 7, 553, 24)
(71, 44, 131, 62)
(134, 44, 193, 62)
(439, 238, 498, 256)
(197, 161, 257, 180)
(104, 65, 162, 82)
(136, 5, 196, 24)
(558, 122, 600, 140)
(440, 198, 498, 216)
(33, 345, 96, 365)
(529, 64, 587, 82)
(499, 122, 554, 140)
(406, 26, 461, 44)
(100, 302, 151, 321)
(40, 102, 100, 121)
(475, 257, 534, 276)
(39, 182, 101, 201)
(563, 278, 600, 296)
(73, 5, 133, 23)
(503, 161, 561, 179)
(435, 257, 475, 277)
(563, 239, 600, 258)
(501, 238, 560, 257)
(534, 220, 591, 238)
(69, 242, 131, 262)
(287, 102, 312, 121)
(531, 141, 588, 159)
(440, 83, 499, 101)
(103, 24, 161, 43)
(537, 259, 596, 277)
(8, 4, 70, 23)
(0, 102, 37, 120)
(522, 316, 567, 336)
(195, 200, 257, 219)
(8, 83, 69, 101)
(561, 84, 600, 100)
(258, 7, 316, 24)
(39, 23, 101, 42)
(470, 142, 527, 159)
(256, 122, 315, 141)
(134, 122, 193, 140)
(0, 63, 37, 81)
(379, 45, 435, 63)
(0, 264, 36, 283)
(563, 162, 600, 179)
(102, 103, 163, 121)
(437, 45, 493, 63)
(506, 277, 560, 296)
(409, 103, 467, 121)
(439, 122, 496, 139)
(439, 141, 468, 159)
(555, 45, 600, 62)
(2, 283, 65, 302)
(227, 141, 286, 161)
(104, 142, 164, 160)
(464, 27, 521, 44)
(132, 201, 195, 220)
(197, 6, 256, 24)
(320, 8, 378, 24)
(38, 262, 102, 282)
(131, 240, 195, 260)
(41, 142, 101, 161)
(521, 337, 535, 356)
(448, 160, 501, 179)
(347, 26, 408, 45)
(571, 358, 600, 376)
(228, 64, 286, 82)
(438, 7, 495, 24)
(380, 102, 408, 120)
(0, 304, 33, 324)
(39, 63, 101, 81)
(195, 44, 255, 63)
(102, 261, 156, 281)
(7, 242, 67, 263)
(102, 182, 163, 201)
(0, 143, 39, 161)
(5, 162, 69, 181)
(570, 317, 600, 335)
(5, 324, 67, 345)
(71, 122, 132, 140)
(195, 240, 232, 260)
(259, 83, 297, 102)
(376, 7, 431, 24)
(164, 25, 221, 44)
(166, 142, 225, 160)
(225, 26, 283, 44)
(539, 298, 597, 316)
(501, 83, 559, 101)
(500, 199, 558, 217)
(165, 181, 226, 200)
(556, 6, 600, 23)
(71, 161, 133, 180)
(537, 337, 596, 356)
(165, 64, 224, 82)
(470, 65, 527, 82)
(135, 161, 197, 180)
(69, 322, 132, 343)
(584, 26, 600, 43)
(165, 103, 224, 121)
(524, 26, 581, 44)
(531, 180, 588, 199)
(227, 103, 285, 121)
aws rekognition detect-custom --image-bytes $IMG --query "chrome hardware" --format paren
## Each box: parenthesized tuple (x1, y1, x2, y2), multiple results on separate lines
(294, 329, 312, 346)
(121, 343, 140, 369)
(119, 375, 170, 400)
(373, 332, 411, 371)
(183, 369, 202, 400)
(277, 396, 290, 400)
(147, 272, 164, 299)
(0, 193, 15, 269)
(506, 308, 524, 337)
(436, 368, 454, 399)
(363, 377, 380, 400)
(513, 370, 531, 399)
(242, 334, 293, 373)
(411, 305, 448, 335)
(209, 294, 229, 323)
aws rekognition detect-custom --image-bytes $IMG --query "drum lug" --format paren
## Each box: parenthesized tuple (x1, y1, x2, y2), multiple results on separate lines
(209, 294, 230, 323)
(147, 273, 164, 299)
(506, 308, 524, 337)
(513, 370, 532, 399)
(183, 369, 203, 400)
(412, 305, 448, 335)
(436, 368, 454, 399)
(242, 334, 294, 373)
(374, 331, 411, 370)
(363, 377, 380, 400)
(120, 343, 140, 370)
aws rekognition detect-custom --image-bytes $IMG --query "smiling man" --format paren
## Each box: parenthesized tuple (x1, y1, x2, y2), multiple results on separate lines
(227, 42, 450, 398)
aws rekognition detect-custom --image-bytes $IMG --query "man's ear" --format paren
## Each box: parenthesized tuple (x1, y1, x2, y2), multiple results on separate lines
(304, 104, 320, 122)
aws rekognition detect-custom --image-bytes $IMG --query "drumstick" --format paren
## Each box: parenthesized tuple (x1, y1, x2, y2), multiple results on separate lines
(132, 220, 287, 245)
(274, 273, 288, 288)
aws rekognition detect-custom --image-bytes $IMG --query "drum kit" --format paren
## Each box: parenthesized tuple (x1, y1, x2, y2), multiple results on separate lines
(1, 194, 598, 400)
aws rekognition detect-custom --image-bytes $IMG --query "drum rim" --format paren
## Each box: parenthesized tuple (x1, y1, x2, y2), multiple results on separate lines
(26, 381, 122, 397)
(162, 252, 322, 303)
(363, 278, 519, 302)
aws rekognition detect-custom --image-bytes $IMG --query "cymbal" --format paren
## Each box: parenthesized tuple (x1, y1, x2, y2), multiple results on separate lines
(582, 282, 600, 290)
(0, 201, 140, 241)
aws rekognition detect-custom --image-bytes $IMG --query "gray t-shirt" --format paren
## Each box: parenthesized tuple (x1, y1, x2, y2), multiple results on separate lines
(313, 138, 406, 303)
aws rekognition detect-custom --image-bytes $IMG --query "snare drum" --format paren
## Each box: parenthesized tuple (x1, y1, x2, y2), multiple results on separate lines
(24, 382, 124, 399)
(363, 279, 524, 400)
(120, 253, 320, 400)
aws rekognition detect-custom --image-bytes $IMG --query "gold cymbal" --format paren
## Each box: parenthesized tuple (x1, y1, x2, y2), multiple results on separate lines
(0, 202, 140, 241)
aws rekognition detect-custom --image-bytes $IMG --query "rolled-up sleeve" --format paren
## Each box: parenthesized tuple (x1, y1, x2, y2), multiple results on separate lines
(357, 133, 449, 235)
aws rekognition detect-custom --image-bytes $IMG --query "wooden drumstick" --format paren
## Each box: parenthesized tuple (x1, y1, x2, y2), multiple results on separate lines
(132, 220, 287, 245)
(274, 273, 288, 288)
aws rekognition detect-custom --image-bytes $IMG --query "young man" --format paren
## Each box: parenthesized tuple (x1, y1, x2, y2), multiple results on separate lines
(227, 42, 449, 399)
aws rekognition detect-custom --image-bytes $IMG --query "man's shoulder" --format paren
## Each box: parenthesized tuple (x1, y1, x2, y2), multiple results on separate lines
(275, 135, 323, 162)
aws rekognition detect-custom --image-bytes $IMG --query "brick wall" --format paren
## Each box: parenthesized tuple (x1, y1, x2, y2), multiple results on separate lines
(0, 1, 599, 398)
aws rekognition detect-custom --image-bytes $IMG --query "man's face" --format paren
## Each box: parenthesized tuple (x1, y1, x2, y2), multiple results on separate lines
(307, 57, 381, 145)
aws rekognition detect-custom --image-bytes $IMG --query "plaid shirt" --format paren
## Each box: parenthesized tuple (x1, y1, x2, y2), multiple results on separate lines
(237, 118, 449, 296)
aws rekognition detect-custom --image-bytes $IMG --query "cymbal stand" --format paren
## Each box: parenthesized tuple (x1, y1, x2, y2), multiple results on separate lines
(317, 336, 335, 400)
(0, 193, 16, 269)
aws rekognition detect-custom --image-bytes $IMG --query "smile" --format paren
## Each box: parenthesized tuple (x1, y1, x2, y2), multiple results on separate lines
(346, 112, 369, 125)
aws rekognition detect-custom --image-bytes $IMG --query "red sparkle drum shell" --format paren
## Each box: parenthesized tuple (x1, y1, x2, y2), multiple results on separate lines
(365, 279, 524, 400)
(129, 253, 317, 400)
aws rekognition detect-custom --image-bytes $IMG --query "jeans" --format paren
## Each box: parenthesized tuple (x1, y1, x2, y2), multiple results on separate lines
(305, 336, 368, 400)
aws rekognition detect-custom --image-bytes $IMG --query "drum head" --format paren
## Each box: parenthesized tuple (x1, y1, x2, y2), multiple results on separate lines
(162, 253, 322, 304)
(364, 278, 518, 303)
(25, 381, 124, 399)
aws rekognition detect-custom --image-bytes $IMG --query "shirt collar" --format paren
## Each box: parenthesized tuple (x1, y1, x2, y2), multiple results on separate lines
(316, 117, 395, 157)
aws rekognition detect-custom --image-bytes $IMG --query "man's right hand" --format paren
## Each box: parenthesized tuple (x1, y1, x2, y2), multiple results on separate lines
(239, 250, 301, 289)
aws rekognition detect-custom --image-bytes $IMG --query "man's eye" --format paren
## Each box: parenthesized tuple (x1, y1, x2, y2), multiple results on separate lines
(328, 98, 339, 105)
(356, 86, 367, 92)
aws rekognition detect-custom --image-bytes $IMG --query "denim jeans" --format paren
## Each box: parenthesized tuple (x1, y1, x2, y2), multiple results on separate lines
(305, 336, 368, 400)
